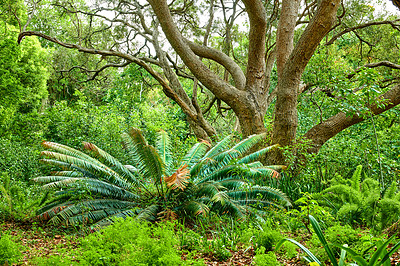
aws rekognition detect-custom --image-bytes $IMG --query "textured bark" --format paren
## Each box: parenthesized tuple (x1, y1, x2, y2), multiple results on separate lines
(270, 0, 341, 164)
(276, 0, 300, 79)
(303, 85, 400, 154)
(148, 0, 268, 137)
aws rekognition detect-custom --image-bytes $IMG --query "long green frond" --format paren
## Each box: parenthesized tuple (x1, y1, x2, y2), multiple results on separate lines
(41, 151, 132, 189)
(181, 141, 210, 167)
(237, 144, 278, 164)
(156, 130, 173, 174)
(83, 142, 140, 187)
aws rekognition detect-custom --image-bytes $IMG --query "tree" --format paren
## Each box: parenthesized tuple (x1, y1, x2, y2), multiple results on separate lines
(14, 0, 400, 164)
(0, 22, 49, 136)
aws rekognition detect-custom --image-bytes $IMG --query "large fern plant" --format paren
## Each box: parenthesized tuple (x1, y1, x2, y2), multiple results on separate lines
(35, 129, 290, 227)
(316, 165, 400, 232)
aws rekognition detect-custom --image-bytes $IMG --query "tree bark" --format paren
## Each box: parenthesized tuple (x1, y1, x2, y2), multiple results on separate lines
(303, 85, 400, 154)
(270, 0, 341, 164)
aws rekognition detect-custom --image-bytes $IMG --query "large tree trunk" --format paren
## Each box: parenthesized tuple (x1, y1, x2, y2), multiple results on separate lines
(269, 0, 341, 164)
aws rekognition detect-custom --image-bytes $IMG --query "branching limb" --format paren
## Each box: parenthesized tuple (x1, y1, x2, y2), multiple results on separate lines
(326, 19, 400, 46)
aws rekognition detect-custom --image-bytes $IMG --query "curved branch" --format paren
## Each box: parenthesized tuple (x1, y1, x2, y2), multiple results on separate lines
(241, 0, 267, 90)
(18, 31, 197, 120)
(348, 61, 400, 78)
(303, 85, 400, 154)
(326, 19, 400, 46)
(147, 0, 244, 106)
(186, 40, 246, 89)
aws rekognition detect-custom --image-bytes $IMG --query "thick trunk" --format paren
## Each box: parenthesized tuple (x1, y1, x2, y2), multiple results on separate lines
(270, 0, 341, 164)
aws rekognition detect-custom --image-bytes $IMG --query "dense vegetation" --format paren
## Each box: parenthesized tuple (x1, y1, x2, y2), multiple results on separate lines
(1, 0, 400, 265)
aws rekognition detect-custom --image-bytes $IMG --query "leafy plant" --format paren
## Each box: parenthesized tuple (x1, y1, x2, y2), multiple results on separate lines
(277, 215, 400, 266)
(34, 128, 290, 226)
(316, 165, 400, 232)
(254, 247, 281, 266)
(0, 233, 23, 264)
(0, 172, 41, 221)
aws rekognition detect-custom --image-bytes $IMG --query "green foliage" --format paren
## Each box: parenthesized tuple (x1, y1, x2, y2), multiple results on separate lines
(0, 138, 43, 181)
(285, 192, 334, 232)
(277, 215, 400, 266)
(0, 172, 42, 221)
(0, 233, 23, 264)
(308, 224, 380, 263)
(80, 218, 183, 265)
(0, 23, 49, 137)
(35, 129, 290, 226)
(256, 226, 282, 251)
(254, 247, 281, 266)
(316, 165, 400, 232)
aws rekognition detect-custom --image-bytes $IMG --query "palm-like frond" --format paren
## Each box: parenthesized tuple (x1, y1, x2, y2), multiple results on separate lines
(41, 151, 132, 189)
(237, 144, 278, 164)
(136, 204, 160, 221)
(227, 186, 291, 207)
(83, 142, 140, 187)
(42, 141, 101, 166)
(155, 130, 173, 174)
(181, 200, 209, 217)
(201, 135, 232, 159)
(164, 164, 189, 190)
(52, 171, 84, 177)
(181, 141, 210, 167)
(214, 133, 265, 163)
(36, 128, 289, 227)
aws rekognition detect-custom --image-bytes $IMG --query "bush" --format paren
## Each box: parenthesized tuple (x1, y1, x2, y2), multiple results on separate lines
(307, 224, 380, 263)
(0, 172, 42, 221)
(253, 247, 280, 266)
(79, 218, 184, 265)
(0, 138, 43, 182)
(0, 233, 23, 264)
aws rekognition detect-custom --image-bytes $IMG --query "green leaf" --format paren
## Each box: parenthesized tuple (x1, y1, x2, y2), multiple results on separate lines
(309, 215, 338, 266)
(276, 238, 321, 265)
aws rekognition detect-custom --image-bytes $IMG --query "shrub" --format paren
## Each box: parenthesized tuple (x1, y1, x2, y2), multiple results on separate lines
(80, 218, 183, 265)
(253, 247, 280, 266)
(316, 165, 400, 232)
(35, 129, 290, 226)
(0, 172, 42, 221)
(0, 233, 23, 264)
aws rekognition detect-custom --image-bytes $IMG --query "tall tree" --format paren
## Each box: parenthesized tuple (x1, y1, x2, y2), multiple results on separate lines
(14, 0, 400, 164)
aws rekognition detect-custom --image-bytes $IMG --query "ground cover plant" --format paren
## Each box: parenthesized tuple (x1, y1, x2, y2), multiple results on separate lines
(34, 128, 290, 227)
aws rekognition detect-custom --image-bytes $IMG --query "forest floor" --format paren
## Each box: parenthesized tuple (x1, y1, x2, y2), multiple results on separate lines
(3, 221, 400, 265)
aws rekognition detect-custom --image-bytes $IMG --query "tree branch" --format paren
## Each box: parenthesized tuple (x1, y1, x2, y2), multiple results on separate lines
(240, 0, 267, 90)
(303, 85, 400, 154)
(17, 30, 197, 120)
(186, 40, 246, 89)
(147, 0, 243, 107)
(326, 19, 400, 46)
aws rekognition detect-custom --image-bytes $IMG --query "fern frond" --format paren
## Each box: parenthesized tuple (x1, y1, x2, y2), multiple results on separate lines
(181, 141, 210, 167)
(351, 165, 363, 190)
(237, 144, 278, 164)
(83, 142, 140, 187)
(156, 130, 173, 174)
